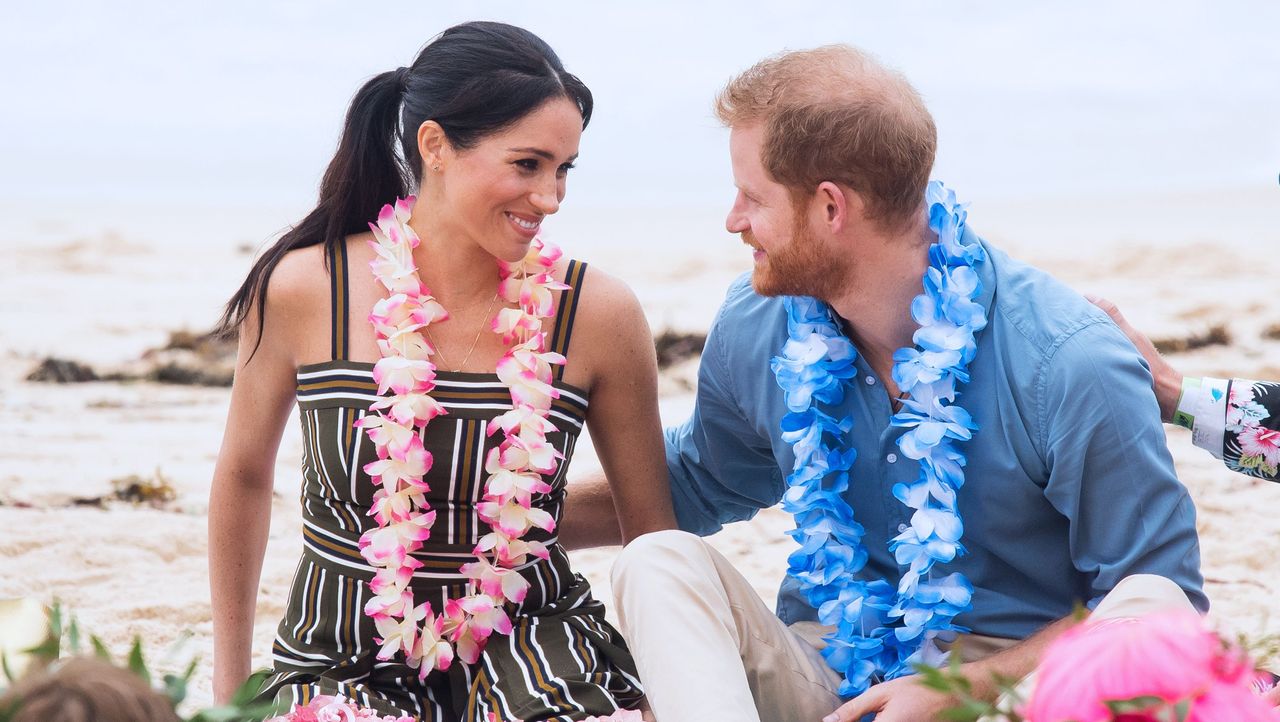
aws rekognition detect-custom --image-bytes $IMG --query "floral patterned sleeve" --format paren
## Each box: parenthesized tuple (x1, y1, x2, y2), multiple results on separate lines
(1176, 377, 1280, 481)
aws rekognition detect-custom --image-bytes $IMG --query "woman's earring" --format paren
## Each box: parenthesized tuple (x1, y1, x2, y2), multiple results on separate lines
(432, 164, 441, 172)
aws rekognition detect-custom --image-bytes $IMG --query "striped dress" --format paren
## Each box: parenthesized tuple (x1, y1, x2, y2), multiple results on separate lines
(258, 242, 644, 721)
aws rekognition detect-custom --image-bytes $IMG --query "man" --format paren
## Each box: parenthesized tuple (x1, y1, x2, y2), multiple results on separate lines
(563, 45, 1206, 722)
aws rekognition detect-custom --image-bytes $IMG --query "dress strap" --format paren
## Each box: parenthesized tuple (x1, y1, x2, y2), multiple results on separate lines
(328, 240, 351, 361)
(547, 259, 587, 381)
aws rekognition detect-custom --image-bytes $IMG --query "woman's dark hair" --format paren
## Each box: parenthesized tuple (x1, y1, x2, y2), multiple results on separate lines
(214, 21, 593, 360)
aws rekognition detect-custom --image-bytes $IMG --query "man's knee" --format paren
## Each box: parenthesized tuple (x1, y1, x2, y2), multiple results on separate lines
(1093, 574, 1198, 620)
(610, 529, 707, 587)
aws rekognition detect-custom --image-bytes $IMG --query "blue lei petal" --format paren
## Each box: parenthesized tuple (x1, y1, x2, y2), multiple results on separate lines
(771, 180, 987, 697)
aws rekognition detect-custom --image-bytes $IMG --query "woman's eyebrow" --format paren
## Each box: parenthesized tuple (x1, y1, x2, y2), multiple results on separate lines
(507, 146, 578, 162)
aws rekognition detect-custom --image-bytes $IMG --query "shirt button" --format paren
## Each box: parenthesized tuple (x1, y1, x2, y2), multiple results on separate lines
(865, 375, 876, 385)
(886, 453, 898, 464)
(898, 523, 909, 533)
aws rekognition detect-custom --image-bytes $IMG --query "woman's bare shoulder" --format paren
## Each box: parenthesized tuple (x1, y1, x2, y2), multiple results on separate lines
(572, 262, 646, 331)
(264, 243, 329, 311)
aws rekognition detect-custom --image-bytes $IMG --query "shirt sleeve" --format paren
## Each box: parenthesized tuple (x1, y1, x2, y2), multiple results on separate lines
(1038, 320, 1208, 612)
(663, 303, 786, 536)
(1218, 378, 1280, 481)
(1173, 376, 1229, 460)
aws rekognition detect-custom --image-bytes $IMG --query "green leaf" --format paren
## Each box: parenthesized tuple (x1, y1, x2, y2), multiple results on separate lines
(186, 697, 281, 722)
(163, 673, 188, 706)
(126, 637, 150, 686)
(939, 699, 997, 722)
(89, 634, 112, 662)
(913, 663, 953, 693)
(46, 601, 63, 642)
(228, 668, 272, 707)
(1174, 698, 1191, 722)
(163, 658, 200, 707)
(1104, 695, 1164, 713)
(0, 650, 15, 686)
(20, 635, 59, 661)
(66, 616, 82, 655)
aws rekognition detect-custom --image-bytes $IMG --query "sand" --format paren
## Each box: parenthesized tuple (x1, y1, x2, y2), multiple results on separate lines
(2, 209, 1278, 713)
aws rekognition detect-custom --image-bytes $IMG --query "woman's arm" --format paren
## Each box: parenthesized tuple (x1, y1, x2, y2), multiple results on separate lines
(208, 256, 309, 703)
(573, 268, 677, 544)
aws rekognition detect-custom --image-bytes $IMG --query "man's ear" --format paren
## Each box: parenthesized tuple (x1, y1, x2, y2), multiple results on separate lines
(815, 181, 849, 233)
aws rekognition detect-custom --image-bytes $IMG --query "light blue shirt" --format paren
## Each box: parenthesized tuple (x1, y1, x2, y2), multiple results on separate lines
(664, 236, 1207, 640)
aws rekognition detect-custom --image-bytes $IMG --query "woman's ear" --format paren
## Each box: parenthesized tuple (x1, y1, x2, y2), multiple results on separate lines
(417, 120, 450, 174)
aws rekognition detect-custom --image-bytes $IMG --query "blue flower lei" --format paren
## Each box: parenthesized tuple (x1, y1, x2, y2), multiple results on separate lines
(770, 181, 988, 697)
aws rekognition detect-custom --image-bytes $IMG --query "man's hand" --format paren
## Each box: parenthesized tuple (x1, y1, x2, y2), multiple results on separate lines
(821, 677, 954, 722)
(1086, 295, 1183, 423)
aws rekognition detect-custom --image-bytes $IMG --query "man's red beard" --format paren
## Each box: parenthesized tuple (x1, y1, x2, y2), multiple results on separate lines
(748, 211, 853, 301)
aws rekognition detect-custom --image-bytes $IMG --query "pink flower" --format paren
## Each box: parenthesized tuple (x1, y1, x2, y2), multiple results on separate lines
(406, 605, 454, 679)
(582, 711, 644, 722)
(487, 405, 557, 439)
(494, 434, 561, 476)
(370, 390, 447, 427)
(355, 415, 416, 460)
(498, 271, 569, 317)
(376, 327, 434, 361)
(266, 694, 416, 722)
(373, 603, 425, 661)
(482, 465, 553, 508)
(461, 555, 531, 604)
(443, 594, 513, 664)
(369, 486, 427, 526)
(1239, 426, 1280, 467)
(370, 293, 441, 339)
(1026, 611, 1277, 722)
(476, 499, 556, 538)
(1230, 383, 1257, 409)
(357, 511, 435, 567)
(492, 306, 543, 344)
(505, 335, 566, 382)
(1186, 680, 1280, 721)
(372, 356, 435, 396)
(364, 561, 419, 618)
(475, 531, 550, 567)
(362, 436, 431, 490)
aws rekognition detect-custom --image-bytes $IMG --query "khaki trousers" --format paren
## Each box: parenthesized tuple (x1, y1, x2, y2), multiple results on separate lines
(611, 530, 1196, 722)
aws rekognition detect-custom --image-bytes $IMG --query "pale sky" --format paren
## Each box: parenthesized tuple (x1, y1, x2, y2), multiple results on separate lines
(3, 1, 1278, 224)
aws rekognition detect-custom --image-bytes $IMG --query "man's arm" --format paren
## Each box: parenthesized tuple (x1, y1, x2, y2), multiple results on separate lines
(1085, 296, 1182, 421)
(825, 616, 1077, 722)
(560, 285, 785, 546)
(1038, 319, 1207, 608)
(1090, 296, 1280, 482)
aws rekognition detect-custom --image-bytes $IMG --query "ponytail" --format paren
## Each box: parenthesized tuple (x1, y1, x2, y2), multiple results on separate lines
(213, 68, 408, 361)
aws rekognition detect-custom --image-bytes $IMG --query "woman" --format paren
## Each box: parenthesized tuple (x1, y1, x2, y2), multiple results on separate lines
(208, 22, 675, 721)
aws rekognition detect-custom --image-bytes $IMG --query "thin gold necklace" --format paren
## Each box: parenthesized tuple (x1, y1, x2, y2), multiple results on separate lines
(426, 295, 500, 372)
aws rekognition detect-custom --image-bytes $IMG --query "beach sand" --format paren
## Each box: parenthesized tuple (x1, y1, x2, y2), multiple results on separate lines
(2, 206, 1279, 712)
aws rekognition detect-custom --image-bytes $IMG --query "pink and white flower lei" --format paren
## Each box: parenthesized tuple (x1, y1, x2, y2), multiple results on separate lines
(354, 196, 569, 679)
(266, 694, 415, 722)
